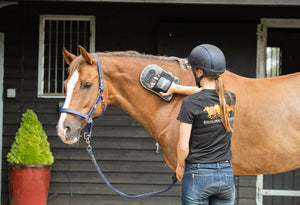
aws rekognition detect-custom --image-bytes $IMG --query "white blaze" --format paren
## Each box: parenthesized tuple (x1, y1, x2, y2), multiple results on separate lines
(58, 70, 79, 136)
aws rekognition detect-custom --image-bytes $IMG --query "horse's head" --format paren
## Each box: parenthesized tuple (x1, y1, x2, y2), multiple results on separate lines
(57, 46, 105, 144)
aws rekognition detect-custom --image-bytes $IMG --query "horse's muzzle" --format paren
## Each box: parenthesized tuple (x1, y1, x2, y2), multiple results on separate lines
(57, 128, 79, 145)
(57, 116, 81, 144)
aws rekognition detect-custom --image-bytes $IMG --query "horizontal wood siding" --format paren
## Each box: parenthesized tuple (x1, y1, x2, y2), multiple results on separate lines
(1, 2, 300, 205)
(0, 3, 182, 204)
(2, 103, 181, 204)
(263, 169, 300, 205)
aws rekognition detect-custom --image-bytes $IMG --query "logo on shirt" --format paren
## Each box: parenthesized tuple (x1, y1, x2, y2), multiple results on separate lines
(203, 105, 221, 119)
(203, 104, 235, 120)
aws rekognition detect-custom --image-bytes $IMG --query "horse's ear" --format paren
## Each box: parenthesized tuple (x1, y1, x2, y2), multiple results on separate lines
(79, 45, 93, 65)
(62, 48, 77, 65)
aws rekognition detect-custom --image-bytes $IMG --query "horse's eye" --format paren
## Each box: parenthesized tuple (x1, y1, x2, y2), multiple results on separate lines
(81, 82, 92, 90)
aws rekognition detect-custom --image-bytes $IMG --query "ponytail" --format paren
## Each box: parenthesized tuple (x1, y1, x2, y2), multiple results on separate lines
(215, 77, 233, 132)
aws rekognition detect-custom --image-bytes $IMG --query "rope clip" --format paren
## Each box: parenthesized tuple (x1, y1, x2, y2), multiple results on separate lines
(83, 133, 92, 151)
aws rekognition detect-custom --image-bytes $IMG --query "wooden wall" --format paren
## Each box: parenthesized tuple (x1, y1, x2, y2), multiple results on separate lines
(1, 2, 300, 205)
(263, 170, 300, 205)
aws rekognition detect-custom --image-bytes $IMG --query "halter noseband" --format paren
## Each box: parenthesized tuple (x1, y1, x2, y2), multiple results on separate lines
(60, 54, 105, 137)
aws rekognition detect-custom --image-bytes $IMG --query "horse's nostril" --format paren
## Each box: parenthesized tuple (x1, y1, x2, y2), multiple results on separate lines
(65, 125, 72, 135)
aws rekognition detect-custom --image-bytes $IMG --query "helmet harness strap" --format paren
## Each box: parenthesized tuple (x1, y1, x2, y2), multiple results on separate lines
(191, 67, 204, 88)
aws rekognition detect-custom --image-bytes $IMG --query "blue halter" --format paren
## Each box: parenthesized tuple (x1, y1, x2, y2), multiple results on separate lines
(60, 54, 105, 137)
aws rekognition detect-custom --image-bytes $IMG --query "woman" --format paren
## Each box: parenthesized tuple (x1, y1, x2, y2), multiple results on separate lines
(160, 44, 236, 205)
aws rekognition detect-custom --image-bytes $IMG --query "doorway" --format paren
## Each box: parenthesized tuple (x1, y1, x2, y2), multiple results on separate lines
(268, 28, 300, 75)
(256, 19, 300, 205)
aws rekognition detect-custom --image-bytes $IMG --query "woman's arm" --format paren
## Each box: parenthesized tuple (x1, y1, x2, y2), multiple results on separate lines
(166, 83, 202, 96)
(176, 122, 192, 181)
(151, 81, 202, 96)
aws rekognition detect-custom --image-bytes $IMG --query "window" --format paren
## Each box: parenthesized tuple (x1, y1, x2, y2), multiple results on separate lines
(38, 15, 95, 98)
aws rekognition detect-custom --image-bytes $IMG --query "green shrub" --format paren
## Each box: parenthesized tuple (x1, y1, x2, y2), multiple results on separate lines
(7, 109, 54, 165)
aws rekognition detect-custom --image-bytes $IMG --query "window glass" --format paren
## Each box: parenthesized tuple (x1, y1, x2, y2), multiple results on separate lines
(266, 47, 281, 77)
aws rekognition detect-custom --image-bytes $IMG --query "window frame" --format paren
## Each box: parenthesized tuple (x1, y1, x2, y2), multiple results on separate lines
(38, 15, 96, 98)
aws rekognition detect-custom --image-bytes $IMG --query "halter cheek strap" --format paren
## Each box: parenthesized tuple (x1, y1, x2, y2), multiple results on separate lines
(60, 54, 105, 137)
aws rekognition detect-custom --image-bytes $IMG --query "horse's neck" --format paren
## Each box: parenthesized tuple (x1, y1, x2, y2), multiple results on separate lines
(102, 57, 178, 139)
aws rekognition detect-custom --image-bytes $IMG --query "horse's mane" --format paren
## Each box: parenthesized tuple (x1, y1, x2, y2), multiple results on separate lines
(97, 51, 188, 70)
(68, 50, 188, 73)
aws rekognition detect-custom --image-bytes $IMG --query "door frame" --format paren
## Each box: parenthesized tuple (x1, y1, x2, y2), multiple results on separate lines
(0, 32, 4, 202)
(255, 18, 300, 204)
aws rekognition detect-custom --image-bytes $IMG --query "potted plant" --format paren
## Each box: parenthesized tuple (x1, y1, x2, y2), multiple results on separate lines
(7, 109, 54, 205)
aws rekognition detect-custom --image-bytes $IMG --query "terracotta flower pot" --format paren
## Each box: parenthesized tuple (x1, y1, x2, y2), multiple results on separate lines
(9, 164, 51, 205)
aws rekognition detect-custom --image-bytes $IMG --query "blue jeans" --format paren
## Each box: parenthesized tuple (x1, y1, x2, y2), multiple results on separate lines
(182, 162, 235, 205)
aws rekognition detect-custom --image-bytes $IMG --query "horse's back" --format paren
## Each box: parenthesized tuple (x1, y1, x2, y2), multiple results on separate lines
(222, 71, 300, 174)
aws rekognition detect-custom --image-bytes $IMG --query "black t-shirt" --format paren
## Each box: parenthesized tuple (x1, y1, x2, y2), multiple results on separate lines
(177, 89, 236, 164)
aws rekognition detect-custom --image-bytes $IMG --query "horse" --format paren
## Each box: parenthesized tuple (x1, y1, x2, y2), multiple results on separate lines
(57, 46, 300, 175)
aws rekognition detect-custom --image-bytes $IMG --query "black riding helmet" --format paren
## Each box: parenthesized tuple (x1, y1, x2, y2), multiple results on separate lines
(185, 44, 226, 87)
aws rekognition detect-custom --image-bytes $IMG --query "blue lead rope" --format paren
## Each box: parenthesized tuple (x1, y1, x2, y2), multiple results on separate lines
(86, 145, 177, 199)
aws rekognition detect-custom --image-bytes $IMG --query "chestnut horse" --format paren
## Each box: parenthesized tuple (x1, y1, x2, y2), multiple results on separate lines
(57, 46, 300, 175)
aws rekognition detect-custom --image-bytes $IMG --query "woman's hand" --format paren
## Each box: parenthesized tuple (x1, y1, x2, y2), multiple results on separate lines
(151, 76, 201, 96)
(159, 82, 177, 96)
(176, 164, 185, 181)
(150, 78, 177, 96)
